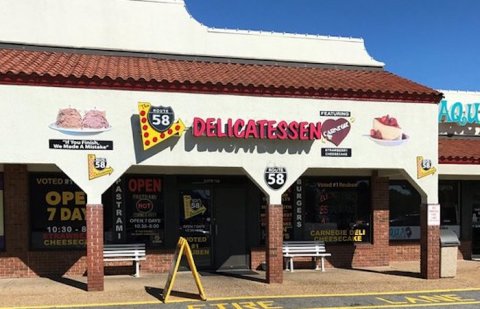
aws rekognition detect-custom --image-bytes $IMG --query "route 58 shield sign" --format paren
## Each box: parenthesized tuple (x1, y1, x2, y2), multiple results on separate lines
(94, 157, 107, 170)
(148, 106, 175, 132)
(265, 167, 287, 190)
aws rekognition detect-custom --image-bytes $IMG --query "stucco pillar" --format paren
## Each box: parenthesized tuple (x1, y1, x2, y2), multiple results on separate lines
(86, 204, 104, 291)
(420, 203, 440, 279)
(266, 203, 283, 283)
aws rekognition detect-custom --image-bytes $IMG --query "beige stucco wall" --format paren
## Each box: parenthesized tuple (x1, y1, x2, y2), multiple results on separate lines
(0, 84, 438, 204)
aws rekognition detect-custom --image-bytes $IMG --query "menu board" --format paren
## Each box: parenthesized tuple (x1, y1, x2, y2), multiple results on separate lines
(124, 176, 164, 247)
(30, 173, 86, 249)
(260, 187, 294, 243)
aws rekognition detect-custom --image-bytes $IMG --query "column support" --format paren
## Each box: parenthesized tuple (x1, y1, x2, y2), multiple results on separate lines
(266, 203, 283, 283)
(86, 204, 104, 291)
(420, 203, 440, 279)
(371, 174, 390, 266)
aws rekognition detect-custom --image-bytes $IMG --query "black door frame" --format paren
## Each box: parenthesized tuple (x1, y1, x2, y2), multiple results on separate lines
(177, 179, 249, 270)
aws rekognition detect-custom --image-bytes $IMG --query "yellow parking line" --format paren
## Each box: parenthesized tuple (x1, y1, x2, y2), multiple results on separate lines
(2, 287, 480, 309)
(0, 301, 161, 309)
(205, 287, 480, 301)
(305, 300, 480, 309)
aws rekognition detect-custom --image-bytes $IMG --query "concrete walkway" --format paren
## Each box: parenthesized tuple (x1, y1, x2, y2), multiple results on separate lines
(1, 261, 480, 308)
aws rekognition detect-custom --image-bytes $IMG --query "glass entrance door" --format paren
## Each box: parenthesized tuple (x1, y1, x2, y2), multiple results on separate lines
(472, 205, 480, 256)
(179, 189, 213, 268)
(214, 187, 248, 270)
(463, 181, 480, 257)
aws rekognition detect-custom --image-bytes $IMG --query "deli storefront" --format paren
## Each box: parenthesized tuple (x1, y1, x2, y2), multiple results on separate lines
(0, 0, 444, 292)
(0, 82, 441, 292)
(26, 172, 375, 271)
(23, 153, 480, 274)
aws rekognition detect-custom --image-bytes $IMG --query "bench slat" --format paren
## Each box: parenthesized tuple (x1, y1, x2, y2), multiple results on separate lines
(104, 250, 146, 254)
(103, 257, 147, 262)
(285, 253, 331, 257)
(103, 252, 145, 257)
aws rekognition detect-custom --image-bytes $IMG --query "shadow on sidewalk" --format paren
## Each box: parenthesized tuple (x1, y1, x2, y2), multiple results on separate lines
(145, 286, 203, 302)
(352, 268, 422, 279)
(45, 276, 87, 291)
(201, 270, 265, 284)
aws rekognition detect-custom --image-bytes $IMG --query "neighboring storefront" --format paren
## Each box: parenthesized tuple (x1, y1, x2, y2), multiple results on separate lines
(385, 90, 480, 261)
(0, 0, 444, 291)
(438, 91, 480, 259)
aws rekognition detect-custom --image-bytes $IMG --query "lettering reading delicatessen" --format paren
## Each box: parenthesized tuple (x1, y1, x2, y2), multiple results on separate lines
(193, 117, 324, 140)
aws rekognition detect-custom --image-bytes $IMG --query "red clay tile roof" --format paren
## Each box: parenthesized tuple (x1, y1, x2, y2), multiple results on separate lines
(439, 138, 480, 164)
(0, 47, 442, 103)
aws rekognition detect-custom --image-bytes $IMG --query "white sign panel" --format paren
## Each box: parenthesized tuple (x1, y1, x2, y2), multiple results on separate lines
(428, 204, 440, 226)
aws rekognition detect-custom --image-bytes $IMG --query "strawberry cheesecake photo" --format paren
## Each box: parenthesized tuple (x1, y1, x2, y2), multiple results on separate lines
(369, 114, 408, 146)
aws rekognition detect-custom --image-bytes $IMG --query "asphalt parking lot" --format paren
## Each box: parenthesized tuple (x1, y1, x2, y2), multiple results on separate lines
(68, 289, 480, 309)
(2, 260, 480, 309)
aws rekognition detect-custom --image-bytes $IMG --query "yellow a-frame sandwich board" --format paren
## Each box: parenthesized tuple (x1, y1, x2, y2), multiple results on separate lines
(162, 237, 207, 303)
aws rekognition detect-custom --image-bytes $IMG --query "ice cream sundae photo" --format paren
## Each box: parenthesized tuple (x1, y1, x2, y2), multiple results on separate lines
(368, 114, 408, 146)
(50, 107, 111, 134)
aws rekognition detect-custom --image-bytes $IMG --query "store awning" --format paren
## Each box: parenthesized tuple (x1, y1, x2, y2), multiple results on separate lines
(0, 46, 442, 103)
(439, 138, 480, 164)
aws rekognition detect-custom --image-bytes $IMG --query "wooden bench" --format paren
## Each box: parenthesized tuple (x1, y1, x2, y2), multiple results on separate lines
(103, 243, 146, 277)
(282, 241, 331, 272)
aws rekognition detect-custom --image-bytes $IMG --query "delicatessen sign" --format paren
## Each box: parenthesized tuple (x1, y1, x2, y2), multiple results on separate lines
(193, 117, 322, 140)
(191, 113, 354, 156)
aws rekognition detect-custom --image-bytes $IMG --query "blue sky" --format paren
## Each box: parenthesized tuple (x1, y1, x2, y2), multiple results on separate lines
(185, 0, 480, 91)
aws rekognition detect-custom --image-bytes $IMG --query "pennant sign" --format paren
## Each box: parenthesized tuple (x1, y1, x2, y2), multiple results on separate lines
(138, 102, 186, 150)
(183, 195, 207, 219)
(162, 237, 207, 303)
(416, 156, 437, 179)
(88, 154, 113, 180)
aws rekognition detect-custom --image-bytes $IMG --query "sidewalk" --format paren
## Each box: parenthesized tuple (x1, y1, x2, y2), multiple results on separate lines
(1, 260, 480, 308)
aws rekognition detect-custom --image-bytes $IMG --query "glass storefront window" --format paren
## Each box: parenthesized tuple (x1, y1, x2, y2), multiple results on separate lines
(303, 178, 371, 243)
(439, 181, 460, 225)
(389, 180, 462, 241)
(389, 181, 421, 241)
(30, 173, 165, 250)
(29, 173, 86, 250)
(439, 180, 461, 237)
(104, 175, 165, 248)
